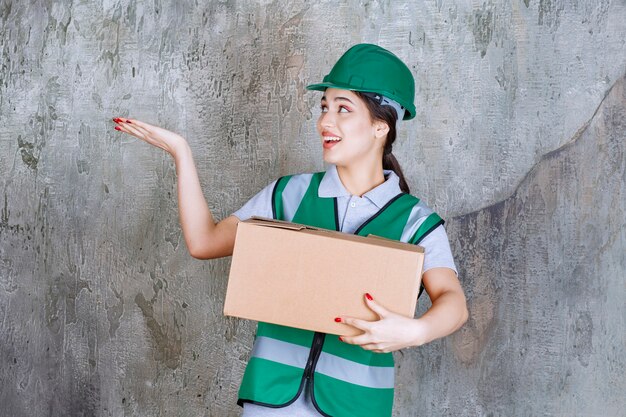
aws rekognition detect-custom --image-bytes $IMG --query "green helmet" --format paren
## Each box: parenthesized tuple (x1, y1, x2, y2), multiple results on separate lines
(306, 43, 416, 120)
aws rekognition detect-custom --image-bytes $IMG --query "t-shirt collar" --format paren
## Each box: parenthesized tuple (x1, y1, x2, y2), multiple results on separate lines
(318, 164, 402, 208)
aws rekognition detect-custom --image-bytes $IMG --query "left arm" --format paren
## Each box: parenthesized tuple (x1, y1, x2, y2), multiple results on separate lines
(339, 267, 468, 353)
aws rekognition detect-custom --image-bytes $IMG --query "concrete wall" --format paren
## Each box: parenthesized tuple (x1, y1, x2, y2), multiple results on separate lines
(1, 1, 624, 416)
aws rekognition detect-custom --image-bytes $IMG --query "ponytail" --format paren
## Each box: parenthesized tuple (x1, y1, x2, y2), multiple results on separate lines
(355, 92, 411, 194)
(383, 152, 410, 194)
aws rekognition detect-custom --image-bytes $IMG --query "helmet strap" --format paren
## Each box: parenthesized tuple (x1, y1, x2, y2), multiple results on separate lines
(361, 92, 406, 121)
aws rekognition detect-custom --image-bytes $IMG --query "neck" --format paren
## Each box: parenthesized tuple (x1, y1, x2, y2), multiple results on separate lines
(336, 160, 385, 197)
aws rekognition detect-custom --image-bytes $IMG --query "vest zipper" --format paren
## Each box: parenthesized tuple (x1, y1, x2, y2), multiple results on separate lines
(305, 332, 332, 417)
(304, 331, 325, 381)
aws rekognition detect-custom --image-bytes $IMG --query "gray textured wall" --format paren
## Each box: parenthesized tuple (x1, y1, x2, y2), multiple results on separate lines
(1, 1, 624, 416)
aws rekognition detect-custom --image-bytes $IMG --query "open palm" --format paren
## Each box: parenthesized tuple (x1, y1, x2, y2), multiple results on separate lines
(112, 117, 187, 156)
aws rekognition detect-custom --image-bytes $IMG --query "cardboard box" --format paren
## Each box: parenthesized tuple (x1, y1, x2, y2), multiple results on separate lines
(224, 217, 424, 336)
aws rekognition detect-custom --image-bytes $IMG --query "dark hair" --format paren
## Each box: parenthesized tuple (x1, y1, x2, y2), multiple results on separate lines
(355, 92, 411, 194)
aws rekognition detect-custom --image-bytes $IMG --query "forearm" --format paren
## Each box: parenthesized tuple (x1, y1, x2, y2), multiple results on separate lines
(173, 144, 218, 257)
(411, 289, 468, 347)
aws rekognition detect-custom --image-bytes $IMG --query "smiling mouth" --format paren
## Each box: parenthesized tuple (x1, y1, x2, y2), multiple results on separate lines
(323, 136, 342, 143)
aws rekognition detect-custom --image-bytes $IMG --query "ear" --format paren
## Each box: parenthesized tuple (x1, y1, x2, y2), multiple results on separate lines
(373, 120, 390, 139)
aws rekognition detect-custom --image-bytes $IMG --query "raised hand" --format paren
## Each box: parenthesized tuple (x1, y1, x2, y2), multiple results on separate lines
(112, 117, 188, 157)
(111, 116, 238, 259)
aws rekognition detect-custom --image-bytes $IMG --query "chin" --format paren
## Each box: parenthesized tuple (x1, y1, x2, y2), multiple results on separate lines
(322, 152, 341, 165)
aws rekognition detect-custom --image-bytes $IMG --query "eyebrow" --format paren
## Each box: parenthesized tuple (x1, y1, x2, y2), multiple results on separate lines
(320, 95, 355, 104)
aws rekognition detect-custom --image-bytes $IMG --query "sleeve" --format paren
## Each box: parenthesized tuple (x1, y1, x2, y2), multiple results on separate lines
(231, 180, 277, 221)
(418, 224, 458, 276)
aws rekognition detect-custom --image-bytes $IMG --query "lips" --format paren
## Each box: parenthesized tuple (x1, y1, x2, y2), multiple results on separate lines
(322, 131, 342, 148)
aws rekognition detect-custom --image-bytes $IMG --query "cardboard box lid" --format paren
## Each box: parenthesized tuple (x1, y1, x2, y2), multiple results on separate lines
(246, 216, 425, 252)
(224, 217, 424, 336)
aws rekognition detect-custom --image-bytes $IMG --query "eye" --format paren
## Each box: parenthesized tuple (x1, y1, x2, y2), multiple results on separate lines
(320, 104, 328, 113)
(338, 106, 350, 113)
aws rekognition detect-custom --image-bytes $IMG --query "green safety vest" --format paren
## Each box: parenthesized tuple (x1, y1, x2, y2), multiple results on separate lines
(237, 171, 444, 417)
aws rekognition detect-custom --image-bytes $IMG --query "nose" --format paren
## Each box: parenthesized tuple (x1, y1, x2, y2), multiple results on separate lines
(319, 110, 335, 128)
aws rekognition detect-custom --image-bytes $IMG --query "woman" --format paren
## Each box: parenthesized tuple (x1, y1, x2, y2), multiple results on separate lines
(113, 43, 468, 417)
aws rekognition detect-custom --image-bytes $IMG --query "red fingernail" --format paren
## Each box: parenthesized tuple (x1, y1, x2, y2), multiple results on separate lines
(338, 336, 344, 342)
(126, 120, 131, 124)
(115, 126, 121, 131)
(334, 317, 342, 323)
(365, 293, 373, 301)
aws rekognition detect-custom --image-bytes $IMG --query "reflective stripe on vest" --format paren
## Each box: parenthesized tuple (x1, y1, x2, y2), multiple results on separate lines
(280, 173, 314, 222)
(251, 336, 394, 389)
(238, 171, 444, 417)
(401, 201, 436, 243)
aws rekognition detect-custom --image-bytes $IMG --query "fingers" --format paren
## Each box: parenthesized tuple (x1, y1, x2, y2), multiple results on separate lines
(335, 293, 397, 351)
(112, 117, 144, 128)
(117, 118, 153, 132)
(113, 117, 145, 135)
(111, 116, 184, 154)
(340, 332, 372, 346)
(364, 293, 389, 319)
(340, 316, 373, 332)
(339, 335, 389, 353)
(112, 117, 131, 127)
(121, 121, 149, 140)
(360, 343, 387, 353)
(112, 117, 157, 147)
(113, 117, 133, 135)
(337, 316, 374, 346)
(335, 292, 388, 338)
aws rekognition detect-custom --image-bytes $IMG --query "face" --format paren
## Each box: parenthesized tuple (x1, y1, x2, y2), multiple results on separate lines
(316, 88, 388, 167)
